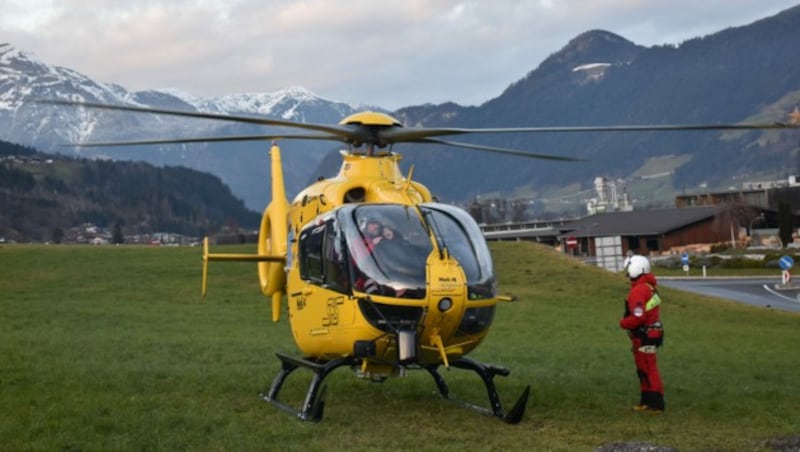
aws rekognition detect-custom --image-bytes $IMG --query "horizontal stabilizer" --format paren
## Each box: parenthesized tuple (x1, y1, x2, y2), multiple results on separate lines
(205, 253, 285, 262)
(201, 237, 286, 297)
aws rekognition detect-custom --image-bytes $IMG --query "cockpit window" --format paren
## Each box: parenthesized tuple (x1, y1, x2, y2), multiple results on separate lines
(299, 223, 325, 283)
(298, 218, 350, 293)
(420, 203, 496, 300)
(344, 205, 432, 299)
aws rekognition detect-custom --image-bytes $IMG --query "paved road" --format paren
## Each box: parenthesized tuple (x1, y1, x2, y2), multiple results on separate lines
(659, 277, 800, 313)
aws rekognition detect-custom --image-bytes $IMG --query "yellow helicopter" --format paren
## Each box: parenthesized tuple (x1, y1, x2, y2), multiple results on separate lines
(42, 99, 800, 423)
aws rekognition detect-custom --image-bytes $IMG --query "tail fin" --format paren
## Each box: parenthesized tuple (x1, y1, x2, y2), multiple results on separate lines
(258, 144, 290, 321)
(201, 144, 290, 323)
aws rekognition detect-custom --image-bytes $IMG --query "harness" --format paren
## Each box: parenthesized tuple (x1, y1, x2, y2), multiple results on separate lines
(635, 283, 664, 351)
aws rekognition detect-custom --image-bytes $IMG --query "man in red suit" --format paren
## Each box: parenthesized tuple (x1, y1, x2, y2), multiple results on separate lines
(620, 255, 665, 412)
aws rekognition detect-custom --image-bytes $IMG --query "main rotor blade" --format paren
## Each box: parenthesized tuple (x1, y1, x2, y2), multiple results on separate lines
(417, 138, 583, 161)
(38, 99, 358, 140)
(40, 98, 798, 152)
(58, 133, 348, 148)
(382, 121, 799, 142)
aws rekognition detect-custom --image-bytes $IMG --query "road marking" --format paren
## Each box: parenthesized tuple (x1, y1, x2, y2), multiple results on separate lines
(762, 284, 800, 304)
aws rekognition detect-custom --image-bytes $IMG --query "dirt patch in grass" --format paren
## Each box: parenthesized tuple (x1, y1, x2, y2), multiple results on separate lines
(763, 435, 800, 451)
(596, 443, 677, 452)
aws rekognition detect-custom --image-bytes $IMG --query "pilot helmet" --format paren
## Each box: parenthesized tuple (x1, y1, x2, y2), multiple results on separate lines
(625, 255, 651, 279)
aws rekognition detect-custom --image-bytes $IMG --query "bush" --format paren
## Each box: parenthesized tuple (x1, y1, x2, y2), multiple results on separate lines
(694, 255, 723, 268)
(654, 256, 682, 269)
(721, 257, 766, 269)
(710, 242, 732, 253)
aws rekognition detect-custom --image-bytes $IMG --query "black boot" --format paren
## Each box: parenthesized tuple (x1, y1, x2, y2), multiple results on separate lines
(643, 391, 665, 411)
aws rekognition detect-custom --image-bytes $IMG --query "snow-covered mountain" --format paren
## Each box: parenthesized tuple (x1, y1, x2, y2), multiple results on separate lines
(5, 1, 800, 214)
(0, 43, 363, 209)
(164, 85, 357, 119)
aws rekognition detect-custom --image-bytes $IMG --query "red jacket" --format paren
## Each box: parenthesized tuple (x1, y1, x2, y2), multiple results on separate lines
(620, 273, 660, 330)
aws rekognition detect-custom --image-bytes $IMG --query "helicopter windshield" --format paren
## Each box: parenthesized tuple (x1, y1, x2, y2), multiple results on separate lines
(419, 203, 496, 300)
(343, 205, 433, 299)
(340, 203, 495, 300)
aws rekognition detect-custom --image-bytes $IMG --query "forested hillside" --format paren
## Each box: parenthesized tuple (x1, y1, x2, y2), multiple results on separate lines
(0, 140, 259, 242)
(384, 7, 800, 206)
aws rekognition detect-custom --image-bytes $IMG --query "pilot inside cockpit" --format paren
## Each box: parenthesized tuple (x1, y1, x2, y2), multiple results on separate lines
(348, 207, 430, 298)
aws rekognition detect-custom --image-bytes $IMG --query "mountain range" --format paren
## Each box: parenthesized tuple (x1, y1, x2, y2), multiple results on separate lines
(2, 4, 800, 214)
(0, 46, 362, 210)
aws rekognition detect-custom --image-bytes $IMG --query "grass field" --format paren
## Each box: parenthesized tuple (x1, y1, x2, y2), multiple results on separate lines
(2, 242, 799, 451)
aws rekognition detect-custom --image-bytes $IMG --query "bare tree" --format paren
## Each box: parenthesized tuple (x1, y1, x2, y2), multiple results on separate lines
(713, 199, 760, 246)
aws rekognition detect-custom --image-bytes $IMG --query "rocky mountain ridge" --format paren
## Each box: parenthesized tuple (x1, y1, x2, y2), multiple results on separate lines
(2, 4, 800, 214)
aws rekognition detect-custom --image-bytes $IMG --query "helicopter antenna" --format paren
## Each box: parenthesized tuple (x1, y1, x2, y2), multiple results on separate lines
(402, 165, 416, 204)
(404, 165, 415, 187)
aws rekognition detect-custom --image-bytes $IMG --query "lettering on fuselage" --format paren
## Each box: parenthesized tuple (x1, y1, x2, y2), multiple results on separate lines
(322, 296, 345, 326)
(435, 276, 461, 294)
(296, 295, 306, 311)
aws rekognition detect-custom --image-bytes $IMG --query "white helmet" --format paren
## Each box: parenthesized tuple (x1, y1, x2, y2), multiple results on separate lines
(625, 255, 651, 279)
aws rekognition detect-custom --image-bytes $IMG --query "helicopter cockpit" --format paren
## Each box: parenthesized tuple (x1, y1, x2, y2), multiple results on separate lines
(297, 203, 496, 301)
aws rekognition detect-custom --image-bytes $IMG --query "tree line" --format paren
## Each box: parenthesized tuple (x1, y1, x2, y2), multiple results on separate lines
(0, 141, 259, 242)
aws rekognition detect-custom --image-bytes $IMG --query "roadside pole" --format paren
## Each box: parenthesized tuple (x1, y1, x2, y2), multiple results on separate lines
(682, 252, 690, 277)
(778, 255, 794, 288)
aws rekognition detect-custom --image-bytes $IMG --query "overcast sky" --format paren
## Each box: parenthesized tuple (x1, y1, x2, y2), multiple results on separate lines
(3, 0, 798, 110)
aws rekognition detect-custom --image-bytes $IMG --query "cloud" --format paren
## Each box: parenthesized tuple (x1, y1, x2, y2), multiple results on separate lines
(2, 0, 797, 109)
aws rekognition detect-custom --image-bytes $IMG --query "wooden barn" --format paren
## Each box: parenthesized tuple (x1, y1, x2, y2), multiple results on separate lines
(558, 206, 729, 270)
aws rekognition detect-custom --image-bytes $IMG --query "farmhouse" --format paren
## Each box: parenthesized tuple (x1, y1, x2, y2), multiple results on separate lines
(481, 206, 736, 270)
(675, 176, 800, 212)
(558, 206, 727, 257)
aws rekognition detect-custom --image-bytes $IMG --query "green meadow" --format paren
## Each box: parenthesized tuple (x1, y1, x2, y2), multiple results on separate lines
(1, 242, 798, 451)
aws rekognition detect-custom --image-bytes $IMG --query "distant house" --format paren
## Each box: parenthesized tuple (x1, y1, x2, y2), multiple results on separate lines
(558, 206, 728, 270)
(676, 176, 799, 209)
(481, 206, 731, 261)
(481, 201, 794, 271)
(674, 179, 800, 230)
(481, 218, 574, 245)
(90, 237, 109, 246)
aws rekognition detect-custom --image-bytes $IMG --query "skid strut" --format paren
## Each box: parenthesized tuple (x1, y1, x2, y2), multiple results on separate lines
(260, 352, 356, 422)
(424, 356, 530, 424)
(261, 352, 529, 424)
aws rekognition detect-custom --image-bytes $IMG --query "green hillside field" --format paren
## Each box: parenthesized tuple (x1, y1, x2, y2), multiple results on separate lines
(1, 242, 798, 450)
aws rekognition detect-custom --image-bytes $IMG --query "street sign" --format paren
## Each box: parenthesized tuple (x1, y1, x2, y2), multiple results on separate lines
(779, 255, 794, 271)
(782, 270, 792, 285)
(566, 237, 578, 249)
(681, 252, 690, 265)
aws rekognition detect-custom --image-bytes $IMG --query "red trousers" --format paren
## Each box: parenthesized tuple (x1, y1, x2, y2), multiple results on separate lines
(631, 336, 663, 395)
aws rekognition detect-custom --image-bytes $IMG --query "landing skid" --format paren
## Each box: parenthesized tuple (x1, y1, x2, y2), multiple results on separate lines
(259, 352, 357, 422)
(260, 352, 529, 424)
(424, 356, 530, 424)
